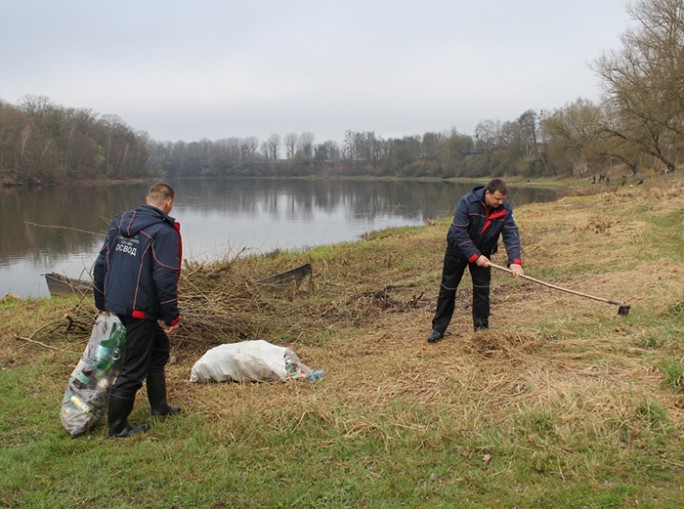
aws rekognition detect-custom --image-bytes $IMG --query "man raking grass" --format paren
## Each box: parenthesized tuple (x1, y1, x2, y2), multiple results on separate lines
(427, 179, 524, 343)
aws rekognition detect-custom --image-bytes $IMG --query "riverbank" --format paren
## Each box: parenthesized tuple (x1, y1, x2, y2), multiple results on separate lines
(1, 173, 683, 507)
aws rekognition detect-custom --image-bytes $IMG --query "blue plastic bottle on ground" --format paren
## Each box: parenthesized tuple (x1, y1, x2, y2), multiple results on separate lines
(306, 370, 326, 383)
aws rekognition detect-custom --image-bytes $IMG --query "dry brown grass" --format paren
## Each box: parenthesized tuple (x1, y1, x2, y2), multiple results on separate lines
(182, 176, 683, 439)
(3, 175, 684, 442)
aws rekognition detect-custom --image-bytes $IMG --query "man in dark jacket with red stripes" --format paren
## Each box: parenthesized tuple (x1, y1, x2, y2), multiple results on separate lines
(427, 179, 523, 343)
(94, 182, 182, 437)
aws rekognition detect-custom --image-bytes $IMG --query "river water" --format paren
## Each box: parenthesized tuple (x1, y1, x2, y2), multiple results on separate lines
(0, 178, 559, 297)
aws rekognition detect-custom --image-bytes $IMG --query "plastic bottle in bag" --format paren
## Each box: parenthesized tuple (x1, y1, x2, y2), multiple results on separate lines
(94, 327, 125, 376)
(67, 391, 93, 414)
(284, 349, 302, 379)
(72, 367, 97, 390)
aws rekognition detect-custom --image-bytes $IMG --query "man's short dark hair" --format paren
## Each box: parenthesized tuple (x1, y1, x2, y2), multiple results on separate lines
(486, 179, 507, 196)
(147, 182, 175, 204)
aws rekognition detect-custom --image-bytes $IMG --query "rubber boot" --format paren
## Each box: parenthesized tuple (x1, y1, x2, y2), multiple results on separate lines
(108, 389, 149, 438)
(473, 317, 489, 332)
(147, 371, 181, 416)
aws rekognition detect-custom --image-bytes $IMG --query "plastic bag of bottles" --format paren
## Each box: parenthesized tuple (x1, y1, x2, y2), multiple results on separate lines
(60, 313, 127, 437)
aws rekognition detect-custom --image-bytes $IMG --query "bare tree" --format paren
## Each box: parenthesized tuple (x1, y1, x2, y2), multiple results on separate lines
(593, 0, 684, 170)
(314, 140, 341, 161)
(542, 99, 609, 175)
(267, 133, 280, 160)
(297, 132, 315, 158)
(241, 136, 259, 159)
(283, 132, 298, 159)
(260, 141, 270, 159)
(474, 120, 502, 152)
(19, 94, 52, 118)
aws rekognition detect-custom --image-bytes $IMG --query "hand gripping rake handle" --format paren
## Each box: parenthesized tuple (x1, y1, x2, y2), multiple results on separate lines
(489, 263, 631, 315)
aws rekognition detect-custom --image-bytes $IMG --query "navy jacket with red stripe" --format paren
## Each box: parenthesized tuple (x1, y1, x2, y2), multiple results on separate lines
(93, 204, 181, 327)
(446, 186, 522, 266)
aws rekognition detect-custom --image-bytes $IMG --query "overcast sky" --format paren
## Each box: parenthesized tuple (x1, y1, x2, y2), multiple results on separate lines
(1, 0, 632, 144)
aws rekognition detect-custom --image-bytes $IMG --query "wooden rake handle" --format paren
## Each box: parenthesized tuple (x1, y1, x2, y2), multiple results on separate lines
(489, 262, 627, 307)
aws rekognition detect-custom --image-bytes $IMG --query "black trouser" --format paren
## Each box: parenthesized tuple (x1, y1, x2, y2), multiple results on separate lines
(431, 245, 491, 334)
(113, 316, 170, 394)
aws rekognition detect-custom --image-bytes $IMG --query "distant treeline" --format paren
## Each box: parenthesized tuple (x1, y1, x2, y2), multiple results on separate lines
(1, 0, 681, 186)
(147, 116, 552, 179)
(0, 96, 155, 185)
(0, 97, 562, 182)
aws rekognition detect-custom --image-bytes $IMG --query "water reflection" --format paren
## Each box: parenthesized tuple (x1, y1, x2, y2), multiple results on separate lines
(0, 178, 559, 297)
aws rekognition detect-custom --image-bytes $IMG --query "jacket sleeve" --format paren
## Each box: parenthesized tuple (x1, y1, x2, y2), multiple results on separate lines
(93, 227, 114, 311)
(501, 208, 523, 266)
(447, 197, 480, 263)
(151, 226, 181, 326)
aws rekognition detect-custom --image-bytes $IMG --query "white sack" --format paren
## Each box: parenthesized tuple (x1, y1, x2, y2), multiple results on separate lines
(190, 339, 299, 383)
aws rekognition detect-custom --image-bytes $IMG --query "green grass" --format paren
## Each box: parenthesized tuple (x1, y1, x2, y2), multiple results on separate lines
(643, 211, 684, 262)
(660, 360, 684, 393)
(3, 380, 683, 509)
